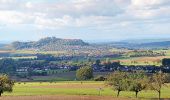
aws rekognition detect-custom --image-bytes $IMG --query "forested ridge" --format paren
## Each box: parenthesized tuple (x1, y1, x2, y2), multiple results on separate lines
(11, 37, 89, 51)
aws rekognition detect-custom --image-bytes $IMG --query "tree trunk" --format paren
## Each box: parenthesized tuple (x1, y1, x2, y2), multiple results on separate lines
(135, 91, 138, 98)
(0, 92, 2, 97)
(158, 90, 161, 100)
(0, 90, 3, 97)
(117, 90, 120, 97)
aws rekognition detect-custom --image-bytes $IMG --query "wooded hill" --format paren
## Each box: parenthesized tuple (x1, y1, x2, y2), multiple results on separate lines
(10, 37, 89, 51)
(2, 37, 170, 51)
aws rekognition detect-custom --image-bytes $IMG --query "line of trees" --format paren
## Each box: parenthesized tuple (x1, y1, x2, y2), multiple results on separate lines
(106, 71, 167, 99)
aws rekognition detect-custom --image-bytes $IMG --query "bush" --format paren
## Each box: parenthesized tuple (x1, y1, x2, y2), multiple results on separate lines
(94, 75, 106, 81)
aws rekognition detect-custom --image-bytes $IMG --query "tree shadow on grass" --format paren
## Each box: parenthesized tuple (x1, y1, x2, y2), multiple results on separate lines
(137, 97, 170, 100)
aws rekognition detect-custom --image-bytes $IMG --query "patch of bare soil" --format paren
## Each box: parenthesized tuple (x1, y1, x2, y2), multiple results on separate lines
(0, 95, 133, 100)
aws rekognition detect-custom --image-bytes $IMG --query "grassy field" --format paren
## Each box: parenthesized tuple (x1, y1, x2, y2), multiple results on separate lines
(109, 49, 170, 66)
(3, 81, 170, 99)
(0, 95, 129, 100)
(109, 55, 170, 66)
(119, 56, 167, 66)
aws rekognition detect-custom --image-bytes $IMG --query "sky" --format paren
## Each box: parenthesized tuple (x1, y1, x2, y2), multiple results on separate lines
(0, 0, 170, 42)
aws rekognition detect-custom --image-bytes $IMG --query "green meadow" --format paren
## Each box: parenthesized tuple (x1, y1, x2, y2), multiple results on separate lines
(4, 81, 170, 99)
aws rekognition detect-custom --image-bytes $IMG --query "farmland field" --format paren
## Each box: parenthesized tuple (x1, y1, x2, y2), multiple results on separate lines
(119, 56, 169, 66)
(2, 81, 170, 100)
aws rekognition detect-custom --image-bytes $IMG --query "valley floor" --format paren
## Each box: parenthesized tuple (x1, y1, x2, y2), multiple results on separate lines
(2, 81, 170, 99)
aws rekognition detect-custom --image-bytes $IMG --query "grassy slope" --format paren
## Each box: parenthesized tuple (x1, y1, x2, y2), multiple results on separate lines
(4, 82, 170, 99)
(109, 49, 170, 66)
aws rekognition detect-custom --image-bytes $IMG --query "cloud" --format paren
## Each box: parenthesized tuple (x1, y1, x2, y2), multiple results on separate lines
(0, 0, 126, 29)
(128, 0, 170, 19)
(0, 11, 32, 24)
(131, 0, 170, 8)
(34, 15, 74, 29)
(0, 0, 170, 38)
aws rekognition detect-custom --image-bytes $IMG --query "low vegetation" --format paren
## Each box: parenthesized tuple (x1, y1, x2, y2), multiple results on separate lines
(1, 81, 169, 99)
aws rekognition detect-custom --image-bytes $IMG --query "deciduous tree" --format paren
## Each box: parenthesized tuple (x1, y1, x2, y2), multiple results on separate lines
(76, 66, 93, 80)
(0, 75, 14, 96)
(150, 71, 167, 100)
(128, 71, 149, 98)
(106, 71, 129, 97)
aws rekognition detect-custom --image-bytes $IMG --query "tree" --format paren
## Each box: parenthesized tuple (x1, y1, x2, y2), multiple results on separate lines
(128, 71, 149, 98)
(0, 75, 14, 96)
(162, 58, 170, 66)
(0, 58, 17, 75)
(150, 71, 167, 100)
(95, 59, 101, 66)
(106, 71, 129, 97)
(76, 66, 93, 80)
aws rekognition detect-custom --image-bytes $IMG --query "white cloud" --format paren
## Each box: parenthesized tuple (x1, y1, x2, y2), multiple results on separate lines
(25, 2, 33, 8)
(131, 0, 167, 7)
(0, 11, 32, 24)
(0, 0, 169, 35)
(126, 0, 170, 19)
(0, 0, 125, 29)
(0, 0, 15, 3)
(34, 15, 74, 29)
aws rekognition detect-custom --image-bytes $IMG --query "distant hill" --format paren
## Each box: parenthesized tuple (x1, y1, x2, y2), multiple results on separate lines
(10, 37, 89, 51)
(122, 38, 170, 44)
(0, 44, 6, 49)
(108, 41, 170, 49)
(0, 44, 4, 46)
(138, 41, 170, 49)
(3, 37, 170, 51)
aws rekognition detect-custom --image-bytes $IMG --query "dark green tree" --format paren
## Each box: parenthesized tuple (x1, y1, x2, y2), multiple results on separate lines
(0, 58, 17, 75)
(76, 66, 93, 80)
(162, 58, 170, 66)
(0, 75, 14, 96)
(95, 59, 101, 66)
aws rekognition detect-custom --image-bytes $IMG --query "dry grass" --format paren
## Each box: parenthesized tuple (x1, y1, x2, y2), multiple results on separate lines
(0, 50, 13, 53)
(121, 56, 166, 62)
(120, 56, 170, 66)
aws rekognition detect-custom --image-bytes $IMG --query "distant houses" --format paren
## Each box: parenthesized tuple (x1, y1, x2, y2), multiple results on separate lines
(15, 59, 170, 77)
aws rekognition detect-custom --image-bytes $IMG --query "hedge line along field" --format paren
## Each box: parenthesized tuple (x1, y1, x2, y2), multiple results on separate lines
(3, 81, 170, 99)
